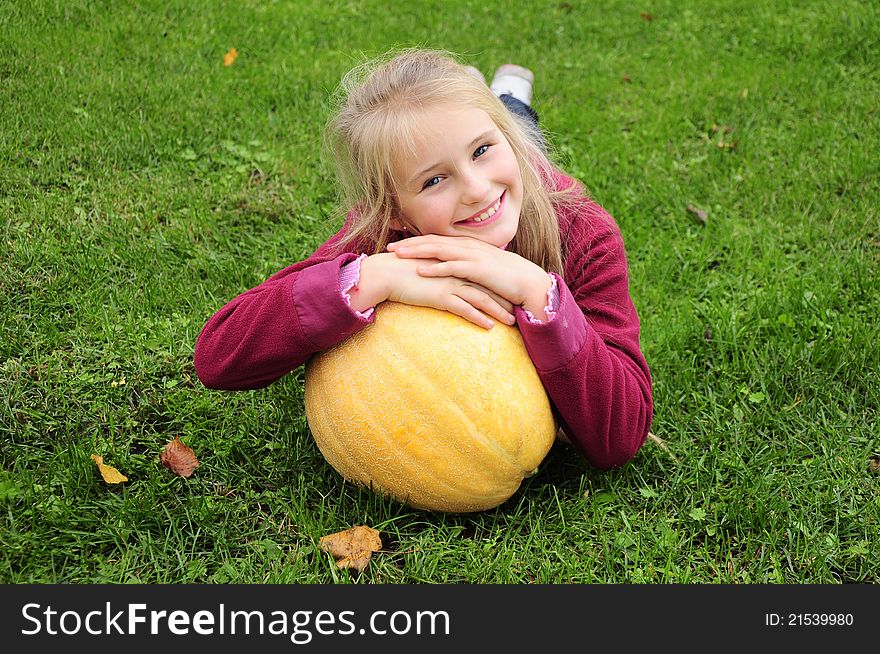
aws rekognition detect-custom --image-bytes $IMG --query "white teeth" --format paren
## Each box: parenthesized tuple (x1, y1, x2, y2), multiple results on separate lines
(469, 198, 501, 223)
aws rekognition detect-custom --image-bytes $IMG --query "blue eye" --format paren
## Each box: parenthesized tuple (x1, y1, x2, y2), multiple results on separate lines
(474, 144, 490, 157)
(422, 175, 442, 190)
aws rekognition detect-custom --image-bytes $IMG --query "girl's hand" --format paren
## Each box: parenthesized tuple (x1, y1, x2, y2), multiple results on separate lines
(387, 236, 553, 319)
(356, 253, 516, 330)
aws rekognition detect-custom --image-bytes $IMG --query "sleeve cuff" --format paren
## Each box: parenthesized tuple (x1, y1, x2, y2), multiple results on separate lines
(515, 273, 587, 372)
(522, 273, 559, 325)
(339, 254, 375, 319)
(292, 254, 374, 351)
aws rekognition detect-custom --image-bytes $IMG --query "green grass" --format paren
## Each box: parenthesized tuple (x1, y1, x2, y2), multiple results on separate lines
(2, 0, 878, 583)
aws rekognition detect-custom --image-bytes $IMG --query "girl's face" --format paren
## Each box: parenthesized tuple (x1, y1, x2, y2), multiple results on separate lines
(391, 105, 523, 249)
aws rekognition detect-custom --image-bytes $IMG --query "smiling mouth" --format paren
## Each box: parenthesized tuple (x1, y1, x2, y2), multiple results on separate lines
(458, 192, 505, 226)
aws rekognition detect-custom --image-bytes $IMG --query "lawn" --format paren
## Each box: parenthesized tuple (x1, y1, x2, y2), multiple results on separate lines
(2, 0, 878, 583)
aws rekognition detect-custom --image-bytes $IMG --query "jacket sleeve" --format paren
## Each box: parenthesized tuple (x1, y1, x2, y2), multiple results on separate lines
(515, 201, 653, 469)
(193, 227, 374, 390)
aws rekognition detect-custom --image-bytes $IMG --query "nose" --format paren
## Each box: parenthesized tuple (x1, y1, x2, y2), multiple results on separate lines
(460, 167, 491, 205)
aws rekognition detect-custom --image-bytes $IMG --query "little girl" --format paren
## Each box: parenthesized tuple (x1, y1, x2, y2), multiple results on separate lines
(194, 49, 653, 470)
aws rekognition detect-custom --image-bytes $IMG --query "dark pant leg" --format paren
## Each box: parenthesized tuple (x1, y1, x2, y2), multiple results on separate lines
(499, 94, 546, 152)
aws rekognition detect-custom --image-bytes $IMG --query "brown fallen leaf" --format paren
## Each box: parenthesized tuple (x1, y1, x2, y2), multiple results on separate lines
(869, 455, 880, 474)
(686, 204, 708, 225)
(223, 47, 238, 67)
(91, 454, 128, 484)
(160, 436, 199, 478)
(320, 526, 382, 573)
(640, 12, 654, 21)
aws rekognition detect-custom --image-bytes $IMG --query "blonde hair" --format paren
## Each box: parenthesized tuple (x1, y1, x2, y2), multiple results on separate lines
(325, 48, 579, 275)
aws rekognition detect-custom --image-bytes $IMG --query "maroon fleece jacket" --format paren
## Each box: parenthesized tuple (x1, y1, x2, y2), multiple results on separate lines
(194, 171, 653, 469)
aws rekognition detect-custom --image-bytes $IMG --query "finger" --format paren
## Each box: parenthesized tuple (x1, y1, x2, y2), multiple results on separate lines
(443, 295, 496, 330)
(475, 287, 516, 315)
(389, 239, 473, 260)
(454, 286, 517, 325)
(388, 234, 462, 247)
(391, 244, 453, 260)
(415, 260, 471, 278)
(419, 265, 515, 313)
(459, 281, 515, 314)
(387, 235, 443, 252)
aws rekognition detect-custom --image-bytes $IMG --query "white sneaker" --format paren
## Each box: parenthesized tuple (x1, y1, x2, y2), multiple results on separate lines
(490, 64, 534, 106)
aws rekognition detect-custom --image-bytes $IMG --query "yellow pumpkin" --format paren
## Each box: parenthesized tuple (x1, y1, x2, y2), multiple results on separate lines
(304, 302, 556, 513)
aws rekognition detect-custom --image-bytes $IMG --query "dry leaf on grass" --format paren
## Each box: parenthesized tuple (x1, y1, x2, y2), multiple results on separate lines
(161, 436, 199, 478)
(223, 48, 238, 66)
(319, 526, 382, 573)
(91, 454, 128, 484)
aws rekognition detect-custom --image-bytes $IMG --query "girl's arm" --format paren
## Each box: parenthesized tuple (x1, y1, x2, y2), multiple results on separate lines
(517, 203, 653, 470)
(194, 227, 375, 390)
(194, 226, 516, 390)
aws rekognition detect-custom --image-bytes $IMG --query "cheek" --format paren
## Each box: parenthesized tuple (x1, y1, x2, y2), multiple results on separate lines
(506, 169, 524, 204)
(501, 154, 523, 190)
(405, 197, 449, 231)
